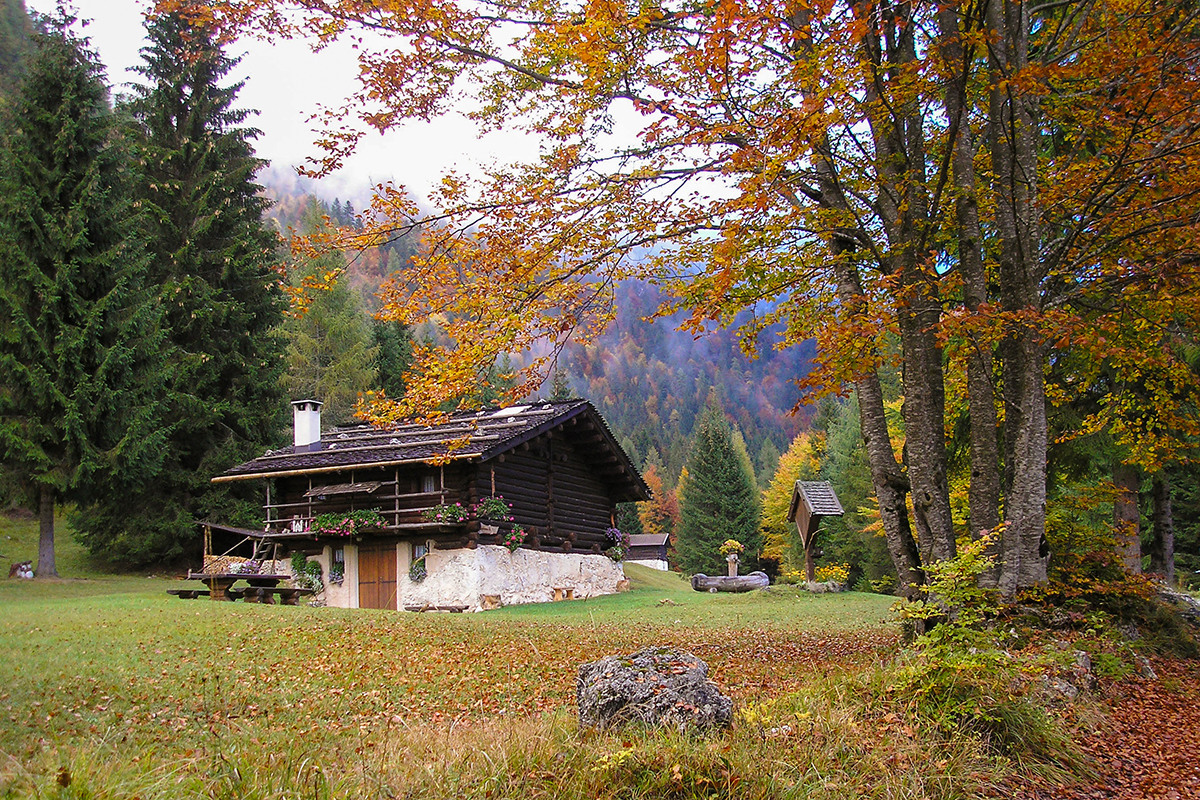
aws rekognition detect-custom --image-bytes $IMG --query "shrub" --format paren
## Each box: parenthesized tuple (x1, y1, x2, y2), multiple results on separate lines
(289, 552, 323, 591)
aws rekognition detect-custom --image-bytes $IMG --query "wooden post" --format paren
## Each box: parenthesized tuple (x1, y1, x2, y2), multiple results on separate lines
(726, 552, 740, 578)
(805, 546, 816, 584)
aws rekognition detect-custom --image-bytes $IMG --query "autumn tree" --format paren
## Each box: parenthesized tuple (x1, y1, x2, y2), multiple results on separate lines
(191, 0, 1200, 596)
(0, 11, 163, 576)
(72, 10, 287, 565)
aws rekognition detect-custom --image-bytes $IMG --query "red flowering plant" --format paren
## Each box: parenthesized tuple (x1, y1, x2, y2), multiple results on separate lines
(421, 502, 470, 523)
(500, 524, 527, 552)
(311, 509, 386, 537)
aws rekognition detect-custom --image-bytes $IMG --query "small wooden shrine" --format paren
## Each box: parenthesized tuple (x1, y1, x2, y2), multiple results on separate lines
(786, 480, 845, 583)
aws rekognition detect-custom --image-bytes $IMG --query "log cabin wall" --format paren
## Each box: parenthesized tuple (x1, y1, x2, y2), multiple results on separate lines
(477, 430, 615, 553)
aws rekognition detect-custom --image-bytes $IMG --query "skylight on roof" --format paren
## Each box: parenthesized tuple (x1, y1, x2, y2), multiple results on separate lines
(491, 405, 530, 418)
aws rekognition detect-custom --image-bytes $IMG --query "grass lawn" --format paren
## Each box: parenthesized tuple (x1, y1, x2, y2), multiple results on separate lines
(1, 515, 1007, 799)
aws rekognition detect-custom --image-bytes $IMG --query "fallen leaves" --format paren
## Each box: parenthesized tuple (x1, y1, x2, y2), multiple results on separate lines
(1007, 658, 1200, 800)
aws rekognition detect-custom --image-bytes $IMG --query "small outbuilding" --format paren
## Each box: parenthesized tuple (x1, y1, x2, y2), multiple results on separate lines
(786, 480, 845, 582)
(625, 533, 670, 571)
(211, 399, 650, 611)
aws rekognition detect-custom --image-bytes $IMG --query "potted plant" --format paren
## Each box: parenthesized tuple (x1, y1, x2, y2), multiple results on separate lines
(409, 556, 427, 582)
(421, 503, 470, 523)
(474, 495, 514, 522)
(605, 527, 627, 562)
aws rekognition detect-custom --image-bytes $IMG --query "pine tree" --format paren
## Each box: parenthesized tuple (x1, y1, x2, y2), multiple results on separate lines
(0, 11, 164, 576)
(71, 11, 287, 565)
(675, 402, 761, 575)
(615, 502, 644, 538)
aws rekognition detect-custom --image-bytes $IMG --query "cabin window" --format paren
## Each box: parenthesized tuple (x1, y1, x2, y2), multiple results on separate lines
(330, 547, 345, 585)
(422, 474, 437, 494)
(412, 541, 429, 561)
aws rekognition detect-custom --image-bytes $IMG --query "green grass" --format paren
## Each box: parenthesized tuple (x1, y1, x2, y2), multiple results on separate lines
(0, 515, 1024, 799)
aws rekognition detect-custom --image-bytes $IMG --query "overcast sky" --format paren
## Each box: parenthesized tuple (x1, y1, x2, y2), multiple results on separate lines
(26, 0, 535, 204)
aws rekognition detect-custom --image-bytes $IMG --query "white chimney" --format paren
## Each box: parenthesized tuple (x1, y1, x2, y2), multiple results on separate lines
(292, 399, 323, 449)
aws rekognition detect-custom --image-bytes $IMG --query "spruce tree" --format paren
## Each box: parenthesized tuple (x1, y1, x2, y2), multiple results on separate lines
(0, 11, 163, 576)
(373, 318, 413, 398)
(675, 401, 761, 575)
(0, 0, 30, 96)
(71, 11, 286, 564)
(283, 198, 377, 425)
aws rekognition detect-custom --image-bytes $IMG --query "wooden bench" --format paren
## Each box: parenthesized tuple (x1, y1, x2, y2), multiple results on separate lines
(242, 586, 315, 605)
(166, 588, 210, 600)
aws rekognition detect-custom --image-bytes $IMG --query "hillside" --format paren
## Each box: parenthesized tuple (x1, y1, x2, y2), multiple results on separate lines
(557, 281, 814, 483)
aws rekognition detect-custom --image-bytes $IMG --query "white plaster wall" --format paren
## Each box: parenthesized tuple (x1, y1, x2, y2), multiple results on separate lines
(628, 558, 669, 572)
(400, 545, 626, 611)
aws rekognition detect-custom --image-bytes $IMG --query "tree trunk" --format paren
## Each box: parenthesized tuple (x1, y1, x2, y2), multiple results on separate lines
(1149, 474, 1175, 583)
(1113, 462, 1141, 573)
(938, 0, 1002, 587)
(989, 0, 1048, 596)
(788, 4, 924, 598)
(857, 0, 956, 572)
(36, 484, 58, 578)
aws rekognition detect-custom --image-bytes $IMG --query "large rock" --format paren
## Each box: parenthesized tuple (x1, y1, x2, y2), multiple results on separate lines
(1157, 584, 1200, 624)
(576, 646, 733, 733)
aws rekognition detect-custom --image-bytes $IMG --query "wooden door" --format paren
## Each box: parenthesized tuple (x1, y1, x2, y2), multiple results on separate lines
(358, 543, 397, 610)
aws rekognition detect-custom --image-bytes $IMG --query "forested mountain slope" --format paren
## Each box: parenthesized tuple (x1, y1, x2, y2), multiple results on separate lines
(260, 175, 815, 485)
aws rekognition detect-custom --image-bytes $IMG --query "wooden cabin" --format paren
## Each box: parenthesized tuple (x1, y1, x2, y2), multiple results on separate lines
(212, 399, 650, 611)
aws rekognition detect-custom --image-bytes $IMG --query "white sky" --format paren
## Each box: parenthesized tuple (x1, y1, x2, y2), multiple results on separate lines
(27, 0, 538, 204)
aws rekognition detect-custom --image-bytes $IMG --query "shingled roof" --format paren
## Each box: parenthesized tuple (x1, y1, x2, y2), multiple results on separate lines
(787, 480, 845, 522)
(214, 399, 649, 501)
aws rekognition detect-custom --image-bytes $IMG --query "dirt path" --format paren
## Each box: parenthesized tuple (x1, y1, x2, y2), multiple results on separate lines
(1010, 659, 1200, 800)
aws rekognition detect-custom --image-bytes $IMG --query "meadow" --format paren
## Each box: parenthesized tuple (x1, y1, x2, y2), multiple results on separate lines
(0, 514, 1066, 798)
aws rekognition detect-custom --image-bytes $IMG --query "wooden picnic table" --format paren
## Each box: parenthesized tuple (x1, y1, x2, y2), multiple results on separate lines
(182, 572, 291, 602)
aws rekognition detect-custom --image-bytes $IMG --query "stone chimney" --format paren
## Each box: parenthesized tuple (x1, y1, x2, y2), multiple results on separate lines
(292, 399, 323, 450)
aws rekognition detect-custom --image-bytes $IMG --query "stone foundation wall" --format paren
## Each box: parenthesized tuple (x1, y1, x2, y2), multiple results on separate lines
(402, 545, 626, 611)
